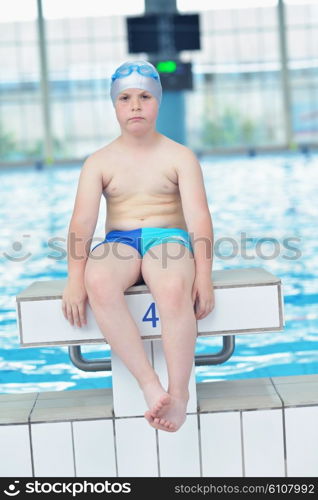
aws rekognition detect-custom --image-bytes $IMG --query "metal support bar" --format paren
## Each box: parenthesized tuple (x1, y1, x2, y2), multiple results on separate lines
(195, 335, 235, 366)
(68, 335, 235, 372)
(68, 346, 111, 372)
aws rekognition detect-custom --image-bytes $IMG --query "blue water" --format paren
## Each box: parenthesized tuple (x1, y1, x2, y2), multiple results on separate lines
(0, 153, 318, 393)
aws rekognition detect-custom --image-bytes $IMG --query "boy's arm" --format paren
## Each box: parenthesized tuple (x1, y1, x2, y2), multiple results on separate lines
(176, 149, 214, 279)
(62, 155, 104, 327)
(177, 148, 214, 319)
(67, 155, 104, 282)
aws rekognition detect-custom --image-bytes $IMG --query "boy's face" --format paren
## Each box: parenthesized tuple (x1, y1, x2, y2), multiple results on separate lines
(114, 88, 159, 133)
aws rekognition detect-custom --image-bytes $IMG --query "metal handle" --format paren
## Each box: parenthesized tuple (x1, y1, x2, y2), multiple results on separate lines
(68, 335, 235, 372)
(195, 335, 235, 366)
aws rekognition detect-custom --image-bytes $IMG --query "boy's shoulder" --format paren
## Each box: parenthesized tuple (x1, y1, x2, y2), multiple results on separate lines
(159, 138, 202, 180)
(84, 143, 113, 164)
(81, 142, 117, 177)
(161, 135, 198, 161)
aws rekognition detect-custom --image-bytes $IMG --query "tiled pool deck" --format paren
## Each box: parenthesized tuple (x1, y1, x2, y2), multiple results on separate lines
(1, 374, 317, 477)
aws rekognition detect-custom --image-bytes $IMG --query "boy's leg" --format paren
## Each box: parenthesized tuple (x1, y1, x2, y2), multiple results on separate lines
(141, 242, 197, 431)
(84, 242, 169, 410)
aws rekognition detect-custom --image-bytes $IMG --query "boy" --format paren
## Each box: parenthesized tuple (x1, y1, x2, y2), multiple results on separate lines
(62, 60, 214, 432)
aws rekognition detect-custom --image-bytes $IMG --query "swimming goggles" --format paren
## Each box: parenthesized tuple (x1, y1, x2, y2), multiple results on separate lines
(111, 64, 159, 82)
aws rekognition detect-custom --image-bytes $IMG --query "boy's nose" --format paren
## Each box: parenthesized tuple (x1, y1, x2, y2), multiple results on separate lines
(131, 97, 141, 109)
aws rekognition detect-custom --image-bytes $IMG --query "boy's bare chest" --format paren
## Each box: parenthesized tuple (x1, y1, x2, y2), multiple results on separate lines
(103, 160, 179, 199)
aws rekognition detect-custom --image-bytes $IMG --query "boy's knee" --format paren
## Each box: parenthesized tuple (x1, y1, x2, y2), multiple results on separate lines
(84, 267, 117, 301)
(156, 278, 188, 309)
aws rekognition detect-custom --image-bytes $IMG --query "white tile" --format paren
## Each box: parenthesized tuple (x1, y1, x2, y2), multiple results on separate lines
(153, 340, 197, 413)
(31, 422, 75, 477)
(274, 381, 318, 406)
(0, 425, 32, 476)
(158, 415, 200, 477)
(111, 341, 153, 417)
(200, 412, 242, 477)
(115, 418, 158, 477)
(285, 406, 318, 477)
(73, 420, 116, 477)
(243, 409, 285, 477)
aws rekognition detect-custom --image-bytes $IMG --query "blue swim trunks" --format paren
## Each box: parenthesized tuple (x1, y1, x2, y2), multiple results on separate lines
(92, 227, 193, 257)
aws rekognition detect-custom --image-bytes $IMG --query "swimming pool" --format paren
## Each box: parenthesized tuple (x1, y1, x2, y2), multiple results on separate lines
(0, 153, 317, 393)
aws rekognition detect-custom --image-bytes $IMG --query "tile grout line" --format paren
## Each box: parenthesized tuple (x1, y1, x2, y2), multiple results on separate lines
(28, 392, 40, 477)
(269, 377, 288, 477)
(240, 411, 246, 477)
(155, 428, 161, 477)
(70, 421, 77, 477)
(197, 412, 203, 477)
(112, 416, 119, 478)
(109, 352, 119, 477)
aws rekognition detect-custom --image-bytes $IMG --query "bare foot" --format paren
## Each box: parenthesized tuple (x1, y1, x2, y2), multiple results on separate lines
(141, 376, 171, 420)
(146, 394, 189, 432)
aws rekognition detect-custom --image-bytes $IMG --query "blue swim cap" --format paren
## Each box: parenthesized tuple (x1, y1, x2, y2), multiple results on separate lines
(110, 60, 162, 107)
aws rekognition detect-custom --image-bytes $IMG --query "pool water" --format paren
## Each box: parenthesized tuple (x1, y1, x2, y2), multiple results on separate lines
(0, 153, 317, 393)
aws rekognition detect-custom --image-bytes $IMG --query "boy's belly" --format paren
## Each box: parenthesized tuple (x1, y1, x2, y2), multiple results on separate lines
(105, 197, 187, 232)
(106, 214, 187, 232)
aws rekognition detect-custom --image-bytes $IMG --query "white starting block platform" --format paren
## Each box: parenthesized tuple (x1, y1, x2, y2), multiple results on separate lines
(17, 267, 284, 348)
(15, 266, 285, 474)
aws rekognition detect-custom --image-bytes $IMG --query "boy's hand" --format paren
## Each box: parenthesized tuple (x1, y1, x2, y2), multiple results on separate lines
(191, 275, 215, 320)
(62, 280, 88, 328)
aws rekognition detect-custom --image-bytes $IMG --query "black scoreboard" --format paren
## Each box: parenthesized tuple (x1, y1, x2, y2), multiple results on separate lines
(127, 14, 200, 54)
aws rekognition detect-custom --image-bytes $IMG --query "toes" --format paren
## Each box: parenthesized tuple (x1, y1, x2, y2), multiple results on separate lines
(153, 403, 161, 413)
(150, 394, 172, 419)
(159, 418, 169, 428)
(156, 395, 170, 410)
(160, 423, 175, 432)
(150, 417, 176, 432)
(149, 419, 163, 431)
(147, 416, 173, 432)
(160, 418, 176, 431)
(144, 411, 154, 424)
(150, 404, 162, 418)
(150, 421, 174, 432)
